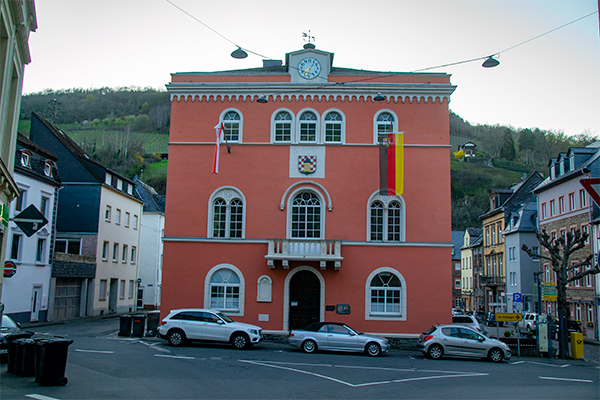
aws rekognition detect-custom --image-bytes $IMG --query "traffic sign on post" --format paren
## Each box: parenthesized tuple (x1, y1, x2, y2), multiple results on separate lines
(513, 293, 522, 303)
(495, 313, 522, 322)
(4, 261, 17, 278)
(12, 204, 48, 237)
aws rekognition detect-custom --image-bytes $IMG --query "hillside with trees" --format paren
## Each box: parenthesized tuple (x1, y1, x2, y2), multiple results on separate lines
(18, 89, 598, 228)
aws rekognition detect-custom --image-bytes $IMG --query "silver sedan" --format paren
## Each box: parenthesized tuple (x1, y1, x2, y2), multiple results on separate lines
(289, 322, 390, 357)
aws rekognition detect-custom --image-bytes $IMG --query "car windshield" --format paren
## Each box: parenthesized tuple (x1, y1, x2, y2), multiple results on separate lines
(1, 315, 18, 328)
(216, 313, 234, 323)
(343, 325, 361, 335)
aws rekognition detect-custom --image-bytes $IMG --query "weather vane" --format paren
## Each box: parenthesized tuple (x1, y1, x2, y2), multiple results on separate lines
(302, 31, 315, 44)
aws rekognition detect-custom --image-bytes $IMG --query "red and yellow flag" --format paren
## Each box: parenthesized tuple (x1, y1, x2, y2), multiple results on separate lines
(379, 133, 404, 196)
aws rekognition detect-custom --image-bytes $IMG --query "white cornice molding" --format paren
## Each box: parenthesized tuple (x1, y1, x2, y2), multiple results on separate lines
(167, 82, 456, 104)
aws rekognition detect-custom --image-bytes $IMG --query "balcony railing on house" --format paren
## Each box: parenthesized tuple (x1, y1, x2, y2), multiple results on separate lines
(481, 276, 506, 286)
(265, 239, 343, 270)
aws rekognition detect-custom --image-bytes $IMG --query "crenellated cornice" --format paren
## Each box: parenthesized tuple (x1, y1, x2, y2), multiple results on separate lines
(167, 82, 456, 104)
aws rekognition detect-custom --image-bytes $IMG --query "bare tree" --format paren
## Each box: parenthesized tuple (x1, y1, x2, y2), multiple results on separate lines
(522, 229, 599, 358)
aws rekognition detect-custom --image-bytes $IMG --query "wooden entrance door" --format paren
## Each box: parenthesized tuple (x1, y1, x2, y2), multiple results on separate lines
(289, 270, 320, 330)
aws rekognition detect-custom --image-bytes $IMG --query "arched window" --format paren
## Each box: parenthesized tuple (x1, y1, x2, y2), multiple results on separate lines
(365, 268, 406, 320)
(377, 112, 395, 134)
(370, 272, 401, 314)
(209, 188, 245, 238)
(223, 111, 241, 142)
(368, 193, 404, 242)
(299, 111, 317, 143)
(324, 111, 343, 143)
(274, 111, 292, 142)
(209, 268, 241, 311)
(291, 192, 322, 238)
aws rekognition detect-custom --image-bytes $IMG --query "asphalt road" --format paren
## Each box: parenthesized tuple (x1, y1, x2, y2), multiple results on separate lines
(1, 317, 599, 399)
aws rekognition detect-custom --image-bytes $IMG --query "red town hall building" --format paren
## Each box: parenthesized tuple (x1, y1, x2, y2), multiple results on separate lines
(161, 45, 456, 336)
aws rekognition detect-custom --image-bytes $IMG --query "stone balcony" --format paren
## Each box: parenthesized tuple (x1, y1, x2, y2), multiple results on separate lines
(265, 239, 343, 270)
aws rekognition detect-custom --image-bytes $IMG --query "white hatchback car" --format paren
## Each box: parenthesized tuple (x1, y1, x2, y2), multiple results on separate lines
(452, 315, 483, 332)
(158, 309, 263, 349)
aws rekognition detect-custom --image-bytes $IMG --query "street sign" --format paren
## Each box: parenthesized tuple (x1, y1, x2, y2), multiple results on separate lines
(580, 178, 600, 207)
(12, 204, 48, 237)
(533, 282, 558, 301)
(495, 312, 522, 322)
(4, 261, 17, 278)
(513, 293, 522, 303)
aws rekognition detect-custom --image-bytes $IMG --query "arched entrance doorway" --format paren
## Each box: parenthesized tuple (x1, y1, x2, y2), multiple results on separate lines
(288, 269, 320, 330)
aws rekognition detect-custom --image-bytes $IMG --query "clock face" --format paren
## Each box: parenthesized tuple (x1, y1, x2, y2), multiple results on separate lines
(298, 57, 321, 80)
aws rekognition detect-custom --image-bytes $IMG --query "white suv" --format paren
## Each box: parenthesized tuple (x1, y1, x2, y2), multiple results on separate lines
(518, 313, 538, 333)
(158, 309, 263, 349)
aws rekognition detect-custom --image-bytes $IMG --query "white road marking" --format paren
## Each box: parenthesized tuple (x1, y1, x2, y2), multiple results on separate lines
(510, 361, 525, 365)
(238, 360, 488, 388)
(539, 376, 594, 383)
(154, 354, 195, 360)
(74, 349, 114, 354)
(26, 395, 61, 400)
(527, 361, 572, 368)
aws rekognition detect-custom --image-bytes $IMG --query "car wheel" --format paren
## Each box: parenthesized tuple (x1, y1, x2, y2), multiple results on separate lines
(232, 333, 249, 350)
(168, 329, 186, 347)
(427, 344, 443, 360)
(302, 339, 317, 353)
(365, 342, 381, 357)
(488, 347, 504, 363)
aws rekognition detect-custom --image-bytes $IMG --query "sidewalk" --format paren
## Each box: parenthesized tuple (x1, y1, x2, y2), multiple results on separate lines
(583, 340, 599, 365)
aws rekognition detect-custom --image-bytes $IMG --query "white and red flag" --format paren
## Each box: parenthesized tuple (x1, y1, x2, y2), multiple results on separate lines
(212, 122, 225, 174)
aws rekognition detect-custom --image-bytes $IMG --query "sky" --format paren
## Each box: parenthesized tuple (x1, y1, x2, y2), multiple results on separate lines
(22, 0, 600, 137)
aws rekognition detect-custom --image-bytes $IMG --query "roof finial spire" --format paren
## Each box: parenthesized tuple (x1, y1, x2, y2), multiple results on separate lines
(302, 30, 315, 49)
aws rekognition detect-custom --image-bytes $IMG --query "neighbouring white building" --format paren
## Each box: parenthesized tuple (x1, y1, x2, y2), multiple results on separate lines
(3, 134, 59, 324)
(134, 177, 164, 310)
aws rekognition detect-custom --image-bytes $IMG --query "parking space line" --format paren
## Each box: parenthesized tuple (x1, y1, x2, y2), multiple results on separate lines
(527, 361, 571, 368)
(539, 376, 594, 383)
(154, 354, 195, 360)
(74, 349, 115, 354)
(26, 395, 61, 400)
(239, 360, 355, 387)
(238, 360, 489, 388)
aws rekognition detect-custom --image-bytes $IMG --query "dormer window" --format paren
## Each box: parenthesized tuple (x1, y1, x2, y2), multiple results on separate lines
(44, 161, 53, 177)
(569, 156, 574, 171)
(20, 151, 31, 167)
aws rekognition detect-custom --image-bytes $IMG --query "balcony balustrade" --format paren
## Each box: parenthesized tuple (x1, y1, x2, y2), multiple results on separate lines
(265, 239, 343, 270)
(481, 276, 506, 286)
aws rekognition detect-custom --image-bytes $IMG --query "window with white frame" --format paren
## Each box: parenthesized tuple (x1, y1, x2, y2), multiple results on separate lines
(582, 224, 589, 244)
(569, 192, 575, 211)
(550, 199, 556, 216)
(105, 205, 111, 222)
(122, 244, 128, 263)
(559, 196, 565, 214)
(116, 209, 121, 225)
(541, 202, 547, 219)
(376, 112, 395, 138)
(119, 280, 125, 299)
(366, 268, 406, 320)
(298, 111, 318, 143)
(209, 268, 241, 311)
(44, 161, 53, 177)
(222, 111, 241, 142)
(210, 188, 244, 239)
(585, 265, 592, 287)
(131, 246, 137, 264)
(10, 234, 22, 260)
(587, 303, 593, 323)
(36, 238, 46, 262)
(15, 189, 26, 212)
(128, 280, 134, 298)
(20, 151, 31, 167)
(113, 243, 119, 262)
(273, 110, 292, 142)
(40, 196, 49, 218)
(580, 189, 587, 207)
(133, 214, 138, 229)
(125, 212, 130, 227)
(290, 191, 321, 238)
(368, 195, 403, 242)
(323, 111, 343, 143)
